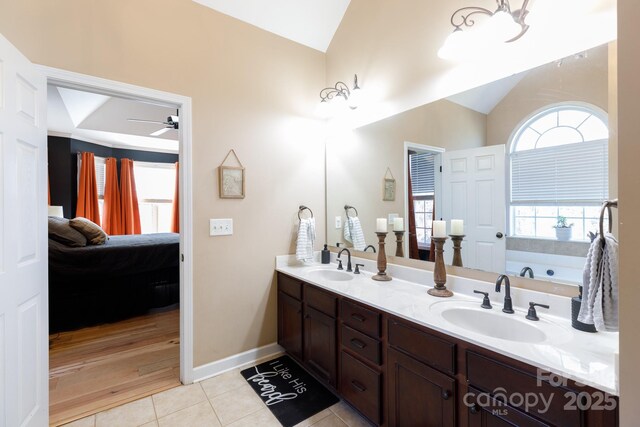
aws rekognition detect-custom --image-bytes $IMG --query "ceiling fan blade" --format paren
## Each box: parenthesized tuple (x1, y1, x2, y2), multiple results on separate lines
(128, 118, 167, 125)
(150, 127, 171, 137)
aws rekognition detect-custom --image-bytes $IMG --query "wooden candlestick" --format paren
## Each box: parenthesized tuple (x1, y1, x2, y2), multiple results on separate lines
(449, 234, 465, 268)
(428, 237, 453, 297)
(394, 231, 404, 257)
(372, 232, 392, 281)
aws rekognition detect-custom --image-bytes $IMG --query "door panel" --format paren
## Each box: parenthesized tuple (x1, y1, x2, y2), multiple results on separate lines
(0, 33, 48, 427)
(442, 145, 506, 272)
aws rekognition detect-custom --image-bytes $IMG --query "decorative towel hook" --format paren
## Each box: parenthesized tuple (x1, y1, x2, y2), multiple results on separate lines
(298, 205, 314, 220)
(344, 205, 359, 217)
(599, 199, 618, 237)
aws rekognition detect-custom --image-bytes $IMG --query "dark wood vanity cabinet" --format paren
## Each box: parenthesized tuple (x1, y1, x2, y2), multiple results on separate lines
(276, 273, 619, 427)
(277, 274, 337, 386)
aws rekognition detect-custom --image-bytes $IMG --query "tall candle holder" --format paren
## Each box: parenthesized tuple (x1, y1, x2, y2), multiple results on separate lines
(449, 234, 465, 268)
(428, 237, 453, 297)
(372, 232, 392, 281)
(394, 231, 405, 257)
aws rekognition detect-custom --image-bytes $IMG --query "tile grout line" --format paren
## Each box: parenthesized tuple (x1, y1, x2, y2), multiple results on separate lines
(149, 394, 160, 426)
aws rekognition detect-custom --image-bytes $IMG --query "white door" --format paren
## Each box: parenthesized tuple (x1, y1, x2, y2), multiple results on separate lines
(442, 145, 506, 273)
(0, 34, 48, 426)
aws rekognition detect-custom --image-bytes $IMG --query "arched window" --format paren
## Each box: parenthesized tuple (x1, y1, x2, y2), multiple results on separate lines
(509, 104, 609, 241)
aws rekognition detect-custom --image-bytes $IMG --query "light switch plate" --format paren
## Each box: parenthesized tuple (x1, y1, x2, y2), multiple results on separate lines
(210, 218, 233, 236)
(335, 216, 342, 229)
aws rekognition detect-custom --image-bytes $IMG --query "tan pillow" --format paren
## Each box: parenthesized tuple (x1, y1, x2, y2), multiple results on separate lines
(48, 216, 87, 247)
(69, 217, 108, 245)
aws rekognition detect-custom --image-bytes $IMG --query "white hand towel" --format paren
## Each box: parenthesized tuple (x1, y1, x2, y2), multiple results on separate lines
(578, 232, 619, 331)
(296, 217, 316, 262)
(343, 217, 366, 251)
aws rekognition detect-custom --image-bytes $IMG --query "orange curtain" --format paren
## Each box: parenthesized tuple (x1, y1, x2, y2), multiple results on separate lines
(76, 152, 101, 225)
(120, 158, 141, 234)
(102, 158, 122, 235)
(171, 162, 179, 233)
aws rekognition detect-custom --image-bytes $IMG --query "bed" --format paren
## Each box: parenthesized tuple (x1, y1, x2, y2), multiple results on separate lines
(49, 233, 180, 333)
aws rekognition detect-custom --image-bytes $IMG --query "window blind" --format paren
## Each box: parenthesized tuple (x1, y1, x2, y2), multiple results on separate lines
(510, 139, 608, 205)
(410, 152, 435, 195)
(77, 154, 106, 198)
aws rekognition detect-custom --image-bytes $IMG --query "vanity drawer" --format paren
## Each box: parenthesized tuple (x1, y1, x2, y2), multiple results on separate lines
(305, 285, 337, 317)
(466, 351, 581, 427)
(388, 319, 455, 376)
(340, 350, 381, 425)
(341, 299, 381, 338)
(341, 325, 382, 365)
(278, 273, 302, 300)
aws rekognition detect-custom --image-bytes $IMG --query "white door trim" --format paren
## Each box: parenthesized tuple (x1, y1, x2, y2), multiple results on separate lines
(36, 65, 195, 384)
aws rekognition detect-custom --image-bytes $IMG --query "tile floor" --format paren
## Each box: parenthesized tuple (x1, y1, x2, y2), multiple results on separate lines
(62, 365, 373, 427)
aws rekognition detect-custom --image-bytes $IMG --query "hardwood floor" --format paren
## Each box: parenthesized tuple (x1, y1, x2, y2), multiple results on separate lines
(49, 308, 181, 426)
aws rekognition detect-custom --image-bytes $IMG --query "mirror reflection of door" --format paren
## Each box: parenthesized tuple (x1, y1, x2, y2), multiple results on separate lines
(441, 145, 506, 272)
(406, 144, 443, 261)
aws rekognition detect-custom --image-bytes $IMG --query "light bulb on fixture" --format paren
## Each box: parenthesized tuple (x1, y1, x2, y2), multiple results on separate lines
(438, 28, 467, 60)
(486, 9, 522, 42)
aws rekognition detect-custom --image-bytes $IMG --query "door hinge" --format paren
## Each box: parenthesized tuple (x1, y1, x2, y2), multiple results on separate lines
(181, 254, 184, 262)
(440, 166, 443, 172)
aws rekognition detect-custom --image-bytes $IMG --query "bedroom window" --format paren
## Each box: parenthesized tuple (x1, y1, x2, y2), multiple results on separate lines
(509, 104, 609, 241)
(134, 162, 176, 234)
(410, 152, 436, 248)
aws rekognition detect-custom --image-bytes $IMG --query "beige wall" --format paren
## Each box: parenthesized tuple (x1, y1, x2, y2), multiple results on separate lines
(486, 44, 609, 147)
(0, 0, 326, 366)
(327, 99, 486, 248)
(618, 0, 640, 422)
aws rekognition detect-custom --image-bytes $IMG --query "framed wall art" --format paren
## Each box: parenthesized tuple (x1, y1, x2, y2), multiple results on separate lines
(219, 149, 245, 199)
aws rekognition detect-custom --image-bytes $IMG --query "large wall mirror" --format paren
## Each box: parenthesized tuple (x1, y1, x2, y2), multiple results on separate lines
(326, 42, 615, 287)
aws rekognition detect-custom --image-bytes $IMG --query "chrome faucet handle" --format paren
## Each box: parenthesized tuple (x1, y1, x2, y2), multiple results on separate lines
(354, 264, 365, 274)
(337, 259, 344, 270)
(473, 290, 492, 309)
(526, 302, 550, 321)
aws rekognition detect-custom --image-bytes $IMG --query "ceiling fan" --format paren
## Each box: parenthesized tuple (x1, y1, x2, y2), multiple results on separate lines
(127, 109, 179, 137)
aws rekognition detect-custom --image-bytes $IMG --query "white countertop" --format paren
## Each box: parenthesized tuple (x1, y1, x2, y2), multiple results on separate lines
(276, 253, 619, 395)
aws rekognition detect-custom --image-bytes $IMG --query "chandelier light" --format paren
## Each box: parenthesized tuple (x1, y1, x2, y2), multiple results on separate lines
(318, 74, 361, 117)
(439, 0, 531, 59)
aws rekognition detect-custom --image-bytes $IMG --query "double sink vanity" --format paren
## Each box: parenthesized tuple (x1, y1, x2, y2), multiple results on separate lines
(275, 252, 619, 426)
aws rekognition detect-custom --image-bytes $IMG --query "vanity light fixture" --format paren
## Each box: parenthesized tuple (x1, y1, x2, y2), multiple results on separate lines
(318, 74, 361, 116)
(439, 0, 531, 59)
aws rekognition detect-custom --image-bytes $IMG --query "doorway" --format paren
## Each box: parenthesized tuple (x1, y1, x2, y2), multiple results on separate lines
(41, 66, 194, 425)
(404, 142, 444, 261)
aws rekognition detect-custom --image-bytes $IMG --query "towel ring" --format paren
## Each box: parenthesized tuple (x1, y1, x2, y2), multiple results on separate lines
(298, 205, 314, 220)
(344, 205, 359, 218)
(599, 199, 618, 237)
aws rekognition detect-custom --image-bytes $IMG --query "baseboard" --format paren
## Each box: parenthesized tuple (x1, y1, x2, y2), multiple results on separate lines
(192, 342, 285, 383)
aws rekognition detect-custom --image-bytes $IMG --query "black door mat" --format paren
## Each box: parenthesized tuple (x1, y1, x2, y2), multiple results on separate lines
(241, 355, 339, 427)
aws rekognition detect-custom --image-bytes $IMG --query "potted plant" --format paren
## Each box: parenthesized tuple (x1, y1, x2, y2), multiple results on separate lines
(554, 216, 573, 241)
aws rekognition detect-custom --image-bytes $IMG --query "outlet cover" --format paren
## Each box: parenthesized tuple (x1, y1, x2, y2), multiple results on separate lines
(335, 216, 342, 229)
(210, 218, 233, 236)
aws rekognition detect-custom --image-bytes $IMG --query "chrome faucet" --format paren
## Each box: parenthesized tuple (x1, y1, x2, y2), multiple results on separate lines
(495, 274, 514, 314)
(338, 248, 353, 272)
(363, 245, 377, 253)
(519, 267, 534, 279)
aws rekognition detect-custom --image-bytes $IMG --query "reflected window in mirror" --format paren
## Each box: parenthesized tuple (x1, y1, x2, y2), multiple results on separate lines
(509, 104, 609, 242)
(409, 151, 438, 260)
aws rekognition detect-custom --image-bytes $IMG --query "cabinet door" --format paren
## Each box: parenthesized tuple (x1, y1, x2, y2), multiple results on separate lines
(466, 386, 549, 427)
(388, 348, 456, 427)
(278, 291, 303, 360)
(304, 306, 337, 386)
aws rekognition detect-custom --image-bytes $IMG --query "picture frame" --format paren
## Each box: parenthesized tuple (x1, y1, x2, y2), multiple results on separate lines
(219, 166, 245, 199)
(383, 178, 396, 201)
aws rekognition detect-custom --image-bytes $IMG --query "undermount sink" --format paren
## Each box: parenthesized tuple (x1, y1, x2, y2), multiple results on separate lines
(440, 307, 547, 343)
(431, 300, 568, 344)
(307, 269, 354, 282)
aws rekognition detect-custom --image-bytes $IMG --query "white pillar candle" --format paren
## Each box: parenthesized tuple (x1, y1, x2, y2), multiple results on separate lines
(451, 219, 464, 235)
(432, 220, 447, 238)
(376, 218, 388, 232)
(393, 217, 404, 231)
